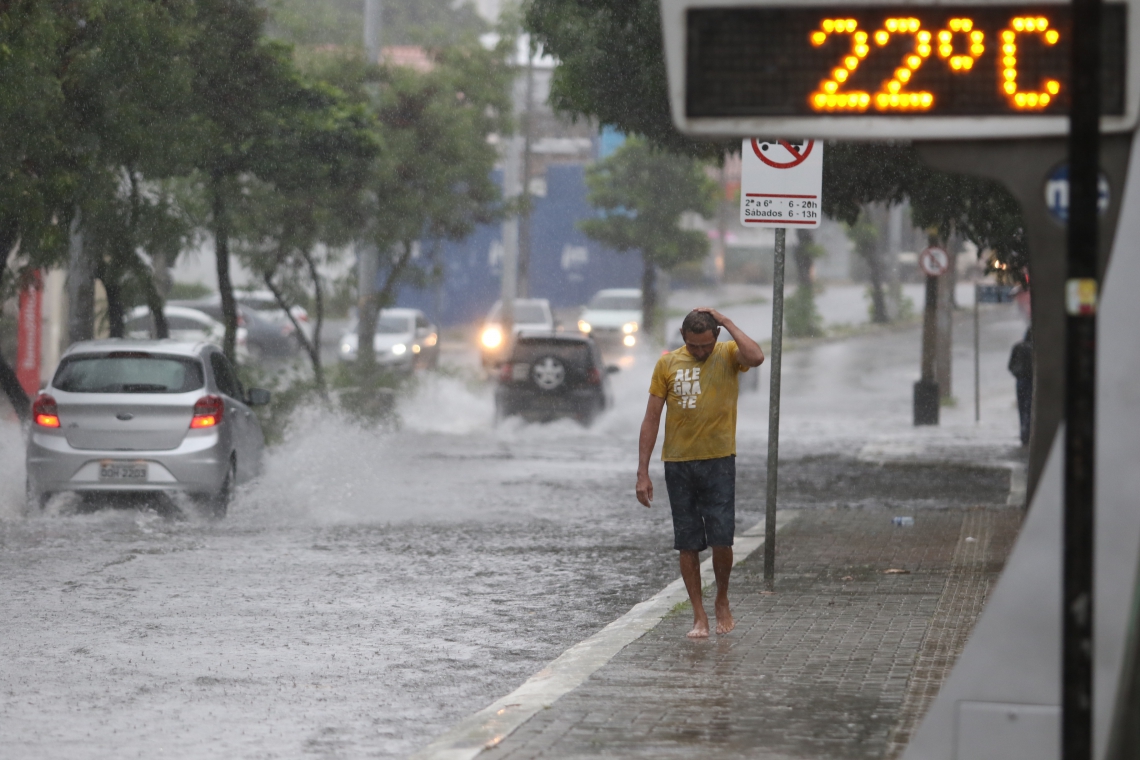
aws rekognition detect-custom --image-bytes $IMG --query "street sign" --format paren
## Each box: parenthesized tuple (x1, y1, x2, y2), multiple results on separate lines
(740, 138, 823, 228)
(919, 246, 950, 277)
(660, 0, 1138, 140)
(1043, 163, 1111, 224)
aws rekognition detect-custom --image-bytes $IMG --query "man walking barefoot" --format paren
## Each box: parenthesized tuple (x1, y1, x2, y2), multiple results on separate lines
(636, 308, 765, 638)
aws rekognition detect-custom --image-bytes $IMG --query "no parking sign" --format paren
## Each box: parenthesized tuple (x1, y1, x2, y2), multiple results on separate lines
(740, 139, 823, 228)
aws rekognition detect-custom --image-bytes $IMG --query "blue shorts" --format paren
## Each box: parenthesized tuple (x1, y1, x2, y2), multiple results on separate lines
(663, 456, 736, 552)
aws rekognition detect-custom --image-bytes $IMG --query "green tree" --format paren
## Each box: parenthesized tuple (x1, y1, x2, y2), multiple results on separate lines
(785, 230, 824, 338)
(265, 0, 487, 49)
(579, 138, 717, 338)
(308, 36, 513, 366)
(525, 0, 1028, 279)
(231, 73, 380, 388)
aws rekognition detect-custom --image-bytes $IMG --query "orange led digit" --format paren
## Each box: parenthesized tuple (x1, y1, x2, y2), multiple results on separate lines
(937, 18, 984, 72)
(1001, 17, 1061, 109)
(809, 19, 872, 112)
(871, 18, 934, 111)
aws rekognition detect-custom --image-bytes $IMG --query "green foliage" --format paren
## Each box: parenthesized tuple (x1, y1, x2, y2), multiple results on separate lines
(266, 0, 487, 49)
(526, 0, 727, 159)
(784, 286, 823, 339)
(524, 0, 1027, 274)
(169, 281, 214, 300)
(579, 138, 716, 269)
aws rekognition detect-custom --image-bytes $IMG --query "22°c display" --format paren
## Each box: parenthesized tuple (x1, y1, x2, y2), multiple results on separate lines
(686, 5, 1126, 117)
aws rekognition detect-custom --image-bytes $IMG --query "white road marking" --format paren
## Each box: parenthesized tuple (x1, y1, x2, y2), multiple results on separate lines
(408, 512, 800, 760)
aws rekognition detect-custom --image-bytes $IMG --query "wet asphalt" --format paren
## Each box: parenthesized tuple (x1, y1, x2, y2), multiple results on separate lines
(0, 304, 1026, 759)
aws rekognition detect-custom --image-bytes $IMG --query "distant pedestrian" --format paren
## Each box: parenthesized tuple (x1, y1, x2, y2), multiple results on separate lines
(1008, 328, 1033, 446)
(635, 308, 765, 638)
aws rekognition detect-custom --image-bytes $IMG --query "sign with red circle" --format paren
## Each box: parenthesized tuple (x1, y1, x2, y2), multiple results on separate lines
(919, 246, 951, 277)
(751, 139, 815, 169)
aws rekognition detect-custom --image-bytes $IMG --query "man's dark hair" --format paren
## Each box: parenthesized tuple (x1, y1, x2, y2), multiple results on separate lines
(681, 310, 718, 335)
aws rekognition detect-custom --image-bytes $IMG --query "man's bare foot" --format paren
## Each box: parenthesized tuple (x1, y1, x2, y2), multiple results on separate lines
(715, 601, 735, 634)
(687, 616, 710, 638)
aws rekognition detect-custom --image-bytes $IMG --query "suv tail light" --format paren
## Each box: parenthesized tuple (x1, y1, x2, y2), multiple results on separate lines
(32, 393, 60, 428)
(586, 367, 601, 385)
(190, 395, 224, 428)
(498, 363, 512, 383)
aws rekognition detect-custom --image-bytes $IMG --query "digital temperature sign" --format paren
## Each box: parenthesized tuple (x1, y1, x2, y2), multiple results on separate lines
(685, 5, 1126, 118)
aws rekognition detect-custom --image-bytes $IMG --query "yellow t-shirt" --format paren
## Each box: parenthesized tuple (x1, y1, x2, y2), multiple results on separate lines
(649, 341, 749, 462)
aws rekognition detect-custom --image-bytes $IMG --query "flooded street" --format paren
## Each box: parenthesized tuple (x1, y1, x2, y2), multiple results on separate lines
(0, 305, 1026, 759)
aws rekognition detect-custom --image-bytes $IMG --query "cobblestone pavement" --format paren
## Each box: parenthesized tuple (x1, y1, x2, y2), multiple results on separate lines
(487, 504, 1023, 760)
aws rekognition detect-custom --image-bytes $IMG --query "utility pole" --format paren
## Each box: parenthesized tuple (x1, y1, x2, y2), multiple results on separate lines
(1062, 0, 1101, 751)
(364, 0, 381, 63)
(356, 0, 383, 365)
(498, 38, 528, 340)
(516, 38, 536, 298)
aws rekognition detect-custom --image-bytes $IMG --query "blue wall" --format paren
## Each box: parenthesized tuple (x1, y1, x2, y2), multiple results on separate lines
(392, 165, 640, 327)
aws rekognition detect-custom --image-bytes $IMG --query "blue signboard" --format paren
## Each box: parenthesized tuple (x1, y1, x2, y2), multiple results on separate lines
(1043, 163, 1110, 225)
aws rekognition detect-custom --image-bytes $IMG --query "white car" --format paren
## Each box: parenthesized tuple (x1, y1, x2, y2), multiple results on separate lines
(479, 298, 554, 369)
(577, 288, 642, 347)
(337, 308, 439, 370)
(124, 305, 249, 360)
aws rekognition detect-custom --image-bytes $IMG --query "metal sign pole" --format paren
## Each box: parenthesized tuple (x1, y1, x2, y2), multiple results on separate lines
(764, 228, 785, 584)
(1063, 0, 1101, 752)
(975, 284, 981, 423)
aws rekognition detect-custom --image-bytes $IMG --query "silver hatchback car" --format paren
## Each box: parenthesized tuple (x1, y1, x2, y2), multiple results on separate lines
(25, 340, 270, 517)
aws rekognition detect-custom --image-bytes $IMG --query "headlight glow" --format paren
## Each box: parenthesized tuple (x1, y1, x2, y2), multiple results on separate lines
(339, 343, 351, 353)
(481, 327, 503, 349)
(578, 320, 592, 334)
(412, 344, 421, 354)
(392, 343, 407, 355)
(622, 321, 639, 334)
(424, 332, 438, 347)
(623, 335, 637, 347)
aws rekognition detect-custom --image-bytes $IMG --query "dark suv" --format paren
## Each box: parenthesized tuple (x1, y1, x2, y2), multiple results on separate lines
(495, 333, 616, 425)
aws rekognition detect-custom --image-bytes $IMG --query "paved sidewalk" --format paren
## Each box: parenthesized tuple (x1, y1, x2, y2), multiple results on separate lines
(484, 504, 1022, 760)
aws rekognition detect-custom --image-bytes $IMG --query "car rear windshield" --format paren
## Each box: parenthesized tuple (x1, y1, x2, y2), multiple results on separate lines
(490, 304, 548, 324)
(588, 294, 640, 311)
(53, 354, 205, 393)
(512, 340, 591, 366)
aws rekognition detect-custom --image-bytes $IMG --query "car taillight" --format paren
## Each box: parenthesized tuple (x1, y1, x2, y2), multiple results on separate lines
(190, 395, 224, 428)
(32, 393, 60, 428)
(586, 367, 601, 385)
(498, 363, 512, 383)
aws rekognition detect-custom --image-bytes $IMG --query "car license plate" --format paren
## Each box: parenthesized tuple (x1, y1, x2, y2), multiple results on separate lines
(99, 461, 148, 483)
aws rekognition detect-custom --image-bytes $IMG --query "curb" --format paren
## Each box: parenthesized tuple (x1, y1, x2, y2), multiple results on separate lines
(408, 511, 799, 760)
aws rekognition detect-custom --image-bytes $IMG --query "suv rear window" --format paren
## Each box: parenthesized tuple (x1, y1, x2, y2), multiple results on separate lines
(53, 354, 205, 394)
(512, 340, 592, 366)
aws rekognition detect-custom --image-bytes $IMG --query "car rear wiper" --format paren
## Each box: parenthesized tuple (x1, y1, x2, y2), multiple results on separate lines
(121, 383, 169, 392)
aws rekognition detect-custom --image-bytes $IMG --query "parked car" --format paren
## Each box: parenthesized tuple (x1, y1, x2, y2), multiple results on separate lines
(124, 305, 250, 361)
(172, 300, 299, 359)
(233, 290, 314, 343)
(337, 308, 439, 370)
(479, 298, 555, 369)
(577, 288, 642, 348)
(25, 340, 270, 517)
(665, 329, 760, 393)
(494, 333, 616, 426)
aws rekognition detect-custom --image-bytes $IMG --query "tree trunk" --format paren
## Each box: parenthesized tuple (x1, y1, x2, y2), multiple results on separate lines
(794, 229, 814, 286)
(641, 255, 657, 339)
(303, 246, 326, 394)
(263, 265, 325, 393)
(211, 176, 238, 363)
(102, 269, 125, 339)
(866, 246, 889, 324)
(67, 209, 95, 344)
(0, 225, 31, 421)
